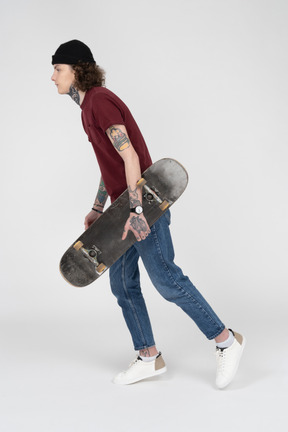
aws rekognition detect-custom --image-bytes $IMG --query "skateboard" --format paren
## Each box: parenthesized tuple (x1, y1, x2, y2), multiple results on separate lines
(60, 158, 188, 287)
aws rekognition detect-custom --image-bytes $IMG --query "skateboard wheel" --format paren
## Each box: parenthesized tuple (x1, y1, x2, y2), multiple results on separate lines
(73, 241, 84, 251)
(137, 178, 147, 187)
(159, 200, 170, 211)
(96, 263, 106, 273)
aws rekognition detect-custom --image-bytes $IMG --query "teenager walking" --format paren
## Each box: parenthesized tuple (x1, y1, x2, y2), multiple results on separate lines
(51, 40, 245, 388)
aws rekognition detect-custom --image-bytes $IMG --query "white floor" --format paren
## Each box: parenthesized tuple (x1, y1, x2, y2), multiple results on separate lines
(0, 316, 286, 432)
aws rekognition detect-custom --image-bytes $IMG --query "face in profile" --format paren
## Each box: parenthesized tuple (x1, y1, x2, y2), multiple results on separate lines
(51, 64, 75, 95)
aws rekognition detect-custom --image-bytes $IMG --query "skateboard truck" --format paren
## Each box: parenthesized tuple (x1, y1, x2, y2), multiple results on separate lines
(137, 178, 171, 211)
(73, 241, 106, 275)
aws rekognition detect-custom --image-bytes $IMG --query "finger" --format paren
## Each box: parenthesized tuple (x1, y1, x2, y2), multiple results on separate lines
(140, 229, 150, 240)
(122, 222, 131, 240)
(122, 229, 127, 240)
(131, 229, 141, 242)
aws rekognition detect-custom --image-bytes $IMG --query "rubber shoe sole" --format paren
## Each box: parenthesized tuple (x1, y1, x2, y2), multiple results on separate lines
(113, 353, 167, 385)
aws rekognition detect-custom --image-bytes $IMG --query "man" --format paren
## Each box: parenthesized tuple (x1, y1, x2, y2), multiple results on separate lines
(51, 40, 245, 388)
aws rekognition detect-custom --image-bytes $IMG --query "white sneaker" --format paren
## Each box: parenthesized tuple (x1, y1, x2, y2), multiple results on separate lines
(113, 352, 167, 385)
(215, 329, 246, 389)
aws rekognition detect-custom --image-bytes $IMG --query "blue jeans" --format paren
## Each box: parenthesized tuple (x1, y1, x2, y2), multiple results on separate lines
(109, 211, 225, 350)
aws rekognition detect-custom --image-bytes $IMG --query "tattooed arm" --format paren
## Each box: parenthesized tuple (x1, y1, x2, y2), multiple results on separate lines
(84, 177, 108, 230)
(93, 177, 108, 212)
(106, 124, 150, 242)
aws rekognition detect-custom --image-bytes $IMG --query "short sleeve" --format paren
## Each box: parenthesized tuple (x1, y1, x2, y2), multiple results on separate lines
(92, 94, 125, 132)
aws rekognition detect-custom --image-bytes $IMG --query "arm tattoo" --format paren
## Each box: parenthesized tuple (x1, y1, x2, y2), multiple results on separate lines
(108, 127, 130, 151)
(68, 85, 80, 105)
(94, 178, 108, 208)
(130, 216, 147, 234)
(128, 186, 141, 208)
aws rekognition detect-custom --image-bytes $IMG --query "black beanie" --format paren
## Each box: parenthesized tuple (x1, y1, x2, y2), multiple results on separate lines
(52, 40, 96, 65)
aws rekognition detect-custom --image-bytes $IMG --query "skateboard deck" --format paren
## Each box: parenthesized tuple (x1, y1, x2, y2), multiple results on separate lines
(60, 158, 188, 287)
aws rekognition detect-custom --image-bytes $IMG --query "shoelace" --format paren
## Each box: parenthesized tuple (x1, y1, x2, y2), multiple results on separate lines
(216, 348, 227, 372)
(126, 357, 141, 369)
(118, 358, 139, 377)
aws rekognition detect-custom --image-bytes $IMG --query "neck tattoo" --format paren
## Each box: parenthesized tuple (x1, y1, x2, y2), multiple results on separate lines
(68, 85, 80, 105)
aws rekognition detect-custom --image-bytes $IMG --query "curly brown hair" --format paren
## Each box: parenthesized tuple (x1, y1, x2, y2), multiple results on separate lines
(72, 62, 105, 91)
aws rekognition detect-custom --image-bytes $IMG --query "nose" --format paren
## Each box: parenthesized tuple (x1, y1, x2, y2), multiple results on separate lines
(51, 71, 56, 81)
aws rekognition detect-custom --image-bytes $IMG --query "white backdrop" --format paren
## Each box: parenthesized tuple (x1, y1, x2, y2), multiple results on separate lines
(1, 0, 287, 324)
(0, 1, 287, 431)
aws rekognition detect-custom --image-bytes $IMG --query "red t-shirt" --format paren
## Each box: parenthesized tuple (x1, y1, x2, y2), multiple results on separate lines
(81, 87, 152, 202)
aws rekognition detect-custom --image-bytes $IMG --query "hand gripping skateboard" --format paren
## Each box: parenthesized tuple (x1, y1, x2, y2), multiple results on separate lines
(60, 158, 188, 287)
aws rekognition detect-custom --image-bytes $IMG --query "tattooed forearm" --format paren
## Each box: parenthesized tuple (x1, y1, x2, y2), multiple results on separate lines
(67, 85, 80, 105)
(108, 126, 130, 151)
(94, 178, 108, 209)
(128, 186, 141, 208)
(130, 216, 147, 234)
